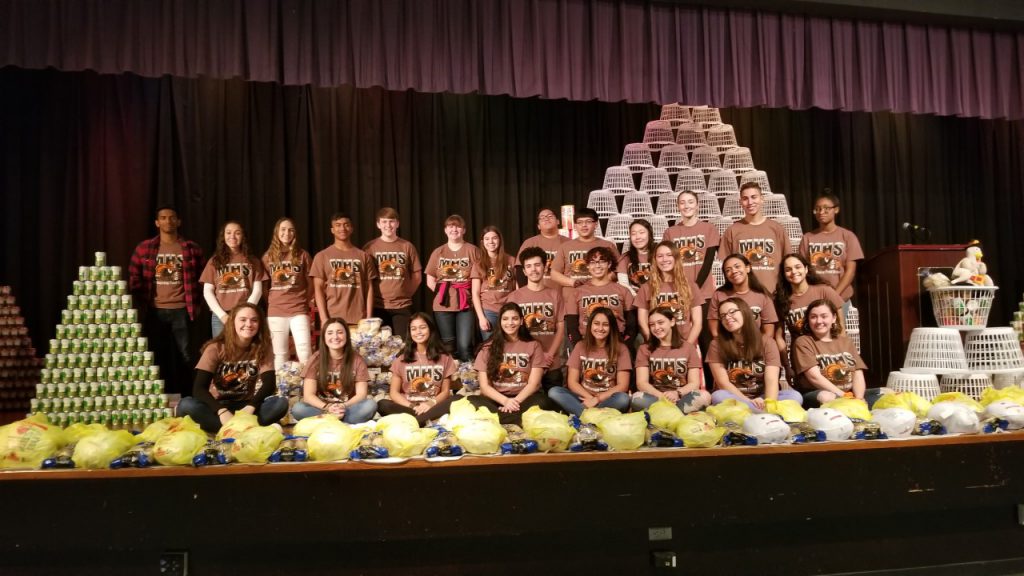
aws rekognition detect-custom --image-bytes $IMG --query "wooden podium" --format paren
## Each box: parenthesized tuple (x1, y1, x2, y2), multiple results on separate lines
(855, 244, 967, 381)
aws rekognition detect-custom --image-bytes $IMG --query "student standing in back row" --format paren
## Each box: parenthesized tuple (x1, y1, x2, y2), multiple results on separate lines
(516, 207, 568, 289)
(309, 213, 377, 327)
(363, 207, 422, 337)
(720, 183, 789, 294)
(201, 221, 267, 338)
(262, 217, 313, 370)
(799, 192, 864, 316)
(425, 214, 480, 362)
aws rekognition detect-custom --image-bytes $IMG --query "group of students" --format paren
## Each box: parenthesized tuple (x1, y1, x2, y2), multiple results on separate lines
(131, 183, 873, 433)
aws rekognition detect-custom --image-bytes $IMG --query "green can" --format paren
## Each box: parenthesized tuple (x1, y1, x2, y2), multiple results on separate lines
(82, 397, 94, 411)
(78, 265, 88, 280)
(55, 325, 66, 339)
(153, 380, 165, 394)
(56, 383, 67, 398)
(113, 338, 125, 353)
(102, 396, 114, 410)
(98, 381, 110, 396)
(127, 395, 138, 409)
(60, 368, 73, 383)
(61, 310, 72, 324)
(71, 397, 83, 412)
(111, 381, 123, 395)
(96, 411, 109, 426)
(82, 310, 94, 325)
(136, 336, 147, 349)
(115, 280, 127, 294)
(40, 398, 52, 413)
(83, 281, 95, 296)
(71, 368, 83, 383)
(115, 309, 126, 323)
(72, 280, 83, 295)
(74, 324, 87, 339)
(68, 295, 79, 310)
(44, 354, 56, 369)
(88, 382, 99, 396)
(121, 295, 133, 310)
(124, 338, 135, 353)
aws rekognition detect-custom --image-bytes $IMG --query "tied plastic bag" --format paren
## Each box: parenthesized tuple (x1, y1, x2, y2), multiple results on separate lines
(0, 414, 67, 469)
(872, 392, 932, 419)
(706, 399, 752, 427)
(139, 416, 203, 443)
(230, 425, 284, 463)
(351, 431, 389, 460)
(293, 414, 345, 437)
(927, 401, 980, 434)
(569, 423, 608, 452)
(742, 413, 791, 444)
(64, 422, 108, 443)
(447, 398, 500, 426)
(72, 430, 135, 469)
(427, 430, 466, 457)
(580, 407, 622, 428)
(981, 386, 1024, 407)
(595, 412, 647, 451)
(452, 419, 507, 454)
(872, 408, 917, 438)
(308, 420, 362, 461)
(821, 398, 872, 421)
(765, 399, 807, 423)
(521, 406, 575, 452)
(375, 413, 422, 432)
(383, 425, 439, 458)
(983, 400, 1024, 430)
(646, 398, 684, 433)
(216, 412, 260, 441)
(933, 392, 984, 413)
(153, 428, 208, 466)
(675, 415, 726, 448)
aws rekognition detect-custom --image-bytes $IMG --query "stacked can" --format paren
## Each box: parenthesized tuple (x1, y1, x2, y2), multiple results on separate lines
(0, 285, 42, 414)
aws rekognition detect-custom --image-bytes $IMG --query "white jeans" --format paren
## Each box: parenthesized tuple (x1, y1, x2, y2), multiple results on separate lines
(268, 314, 312, 370)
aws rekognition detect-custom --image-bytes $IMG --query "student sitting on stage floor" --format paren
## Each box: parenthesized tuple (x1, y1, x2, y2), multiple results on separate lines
(707, 297, 803, 411)
(177, 303, 288, 433)
(792, 298, 881, 408)
(632, 306, 710, 413)
(468, 303, 555, 425)
(548, 307, 632, 416)
(377, 312, 457, 426)
(773, 253, 844, 375)
(291, 318, 377, 424)
(707, 253, 778, 339)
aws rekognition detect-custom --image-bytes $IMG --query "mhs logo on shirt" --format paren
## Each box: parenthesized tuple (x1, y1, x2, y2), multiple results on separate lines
(329, 259, 362, 287)
(375, 252, 408, 279)
(438, 257, 470, 280)
(648, 357, 689, 374)
(672, 235, 707, 264)
(268, 261, 303, 289)
(518, 302, 556, 334)
(216, 263, 251, 293)
(155, 254, 182, 284)
(808, 242, 845, 273)
(816, 352, 857, 386)
(501, 352, 531, 370)
(580, 294, 621, 310)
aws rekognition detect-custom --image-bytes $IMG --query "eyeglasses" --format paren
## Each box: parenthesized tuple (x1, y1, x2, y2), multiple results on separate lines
(813, 206, 836, 213)
(721, 308, 743, 318)
(587, 260, 609, 266)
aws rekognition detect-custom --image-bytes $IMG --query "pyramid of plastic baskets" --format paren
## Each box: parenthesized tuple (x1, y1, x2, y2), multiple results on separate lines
(706, 124, 738, 152)
(649, 215, 669, 242)
(928, 285, 998, 330)
(901, 327, 970, 374)
(722, 147, 755, 173)
(657, 144, 690, 173)
(939, 373, 992, 400)
(691, 107, 723, 129)
(655, 192, 680, 219)
(603, 214, 631, 243)
(642, 120, 676, 150)
(740, 170, 772, 195)
(621, 143, 655, 172)
(886, 372, 941, 401)
(696, 192, 721, 220)
(674, 168, 708, 193)
(708, 169, 739, 198)
(586, 190, 619, 217)
(963, 328, 1024, 373)
(660, 103, 692, 126)
(690, 146, 722, 174)
(621, 192, 655, 218)
(722, 197, 743, 218)
(776, 215, 803, 240)
(675, 122, 707, 150)
(763, 194, 790, 218)
(602, 166, 636, 194)
(639, 168, 673, 194)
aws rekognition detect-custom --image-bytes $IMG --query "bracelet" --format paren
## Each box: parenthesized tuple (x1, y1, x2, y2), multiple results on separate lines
(217, 408, 228, 416)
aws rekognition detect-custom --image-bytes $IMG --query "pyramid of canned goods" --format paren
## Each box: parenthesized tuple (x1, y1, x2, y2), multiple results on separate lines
(32, 252, 172, 430)
(0, 285, 42, 415)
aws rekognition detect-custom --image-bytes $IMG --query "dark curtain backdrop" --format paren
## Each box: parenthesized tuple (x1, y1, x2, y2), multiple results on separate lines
(3, 66, 1024, 351)
(2, 0, 1022, 119)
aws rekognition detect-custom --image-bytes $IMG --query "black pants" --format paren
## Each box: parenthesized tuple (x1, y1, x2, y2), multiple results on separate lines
(467, 393, 556, 426)
(373, 306, 413, 338)
(377, 397, 454, 426)
(145, 307, 193, 396)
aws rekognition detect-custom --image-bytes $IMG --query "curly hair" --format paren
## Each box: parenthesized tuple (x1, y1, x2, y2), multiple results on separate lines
(264, 217, 303, 265)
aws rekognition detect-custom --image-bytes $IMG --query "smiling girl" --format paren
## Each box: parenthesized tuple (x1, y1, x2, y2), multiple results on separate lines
(548, 307, 632, 416)
(201, 221, 268, 337)
(791, 299, 878, 408)
(378, 312, 457, 425)
(707, 253, 777, 338)
(262, 217, 313, 370)
(291, 318, 377, 423)
(632, 306, 710, 413)
(471, 226, 517, 341)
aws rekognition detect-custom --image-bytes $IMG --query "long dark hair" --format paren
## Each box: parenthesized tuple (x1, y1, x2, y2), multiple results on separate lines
(401, 312, 446, 363)
(317, 318, 357, 399)
(646, 305, 684, 352)
(716, 253, 772, 297)
(773, 253, 829, 314)
(212, 220, 255, 269)
(582, 307, 621, 368)
(715, 297, 763, 364)
(484, 303, 535, 381)
(201, 302, 271, 366)
(625, 219, 655, 278)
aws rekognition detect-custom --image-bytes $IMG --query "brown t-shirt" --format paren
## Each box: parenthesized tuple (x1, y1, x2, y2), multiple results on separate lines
(154, 242, 186, 309)
(517, 233, 569, 288)
(309, 245, 377, 324)
(568, 281, 635, 336)
(363, 237, 422, 309)
(781, 284, 844, 341)
(635, 276, 702, 338)
(567, 342, 633, 394)
(636, 342, 701, 393)
(720, 219, 790, 294)
(196, 342, 274, 402)
(706, 336, 782, 398)
(550, 237, 621, 282)
(798, 227, 865, 300)
(663, 221, 720, 303)
(792, 335, 866, 393)
(200, 253, 268, 313)
(302, 350, 371, 403)
(425, 243, 480, 312)
(616, 251, 651, 292)
(471, 254, 517, 312)
(389, 352, 457, 403)
(262, 250, 312, 317)
(507, 286, 565, 369)
(473, 339, 547, 396)
(707, 289, 779, 327)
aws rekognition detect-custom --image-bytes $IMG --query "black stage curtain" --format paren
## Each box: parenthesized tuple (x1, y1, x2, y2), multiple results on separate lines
(2, 66, 1023, 350)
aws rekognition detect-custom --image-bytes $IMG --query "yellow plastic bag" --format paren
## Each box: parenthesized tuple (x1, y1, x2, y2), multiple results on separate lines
(675, 415, 726, 448)
(73, 430, 136, 469)
(452, 418, 507, 454)
(293, 414, 343, 437)
(375, 413, 421, 432)
(706, 399, 751, 427)
(308, 420, 362, 461)
(765, 399, 807, 423)
(382, 425, 439, 458)
(646, 398, 684, 432)
(872, 391, 932, 418)
(153, 428, 208, 466)
(980, 386, 1024, 407)
(230, 425, 284, 463)
(687, 411, 717, 427)
(596, 412, 647, 451)
(64, 422, 108, 443)
(139, 416, 203, 443)
(821, 397, 872, 421)
(521, 406, 575, 452)
(0, 414, 67, 469)
(933, 392, 984, 413)
(580, 407, 622, 427)
(216, 412, 260, 441)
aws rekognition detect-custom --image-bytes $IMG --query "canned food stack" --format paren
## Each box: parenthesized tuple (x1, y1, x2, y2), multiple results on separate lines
(30, 252, 172, 431)
(1010, 294, 1024, 342)
(0, 285, 43, 418)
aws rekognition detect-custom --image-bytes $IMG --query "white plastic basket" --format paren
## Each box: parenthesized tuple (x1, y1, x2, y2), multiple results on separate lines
(928, 286, 997, 330)
(621, 143, 655, 173)
(660, 103, 692, 125)
(706, 124, 738, 152)
(696, 192, 721, 220)
(707, 169, 739, 198)
(739, 170, 772, 195)
(886, 371, 941, 401)
(657, 145, 690, 173)
(642, 120, 675, 150)
(586, 190, 618, 217)
(690, 146, 722, 174)
(639, 168, 673, 194)
(602, 166, 636, 193)
(993, 371, 1024, 389)
(963, 328, 1024, 373)
(722, 147, 755, 173)
(901, 328, 969, 375)
(675, 122, 707, 150)
(654, 192, 680, 219)
(674, 167, 708, 194)
(691, 106, 723, 129)
(621, 192, 655, 218)
(603, 215, 632, 243)
(939, 373, 992, 400)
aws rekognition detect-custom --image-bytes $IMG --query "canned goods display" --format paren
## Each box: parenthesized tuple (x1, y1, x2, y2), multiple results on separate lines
(115, 279, 127, 294)
(61, 310, 72, 324)
(68, 295, 79, 310)
(83, 281, 95, 296)
(95, 252, 107, 266)
(153, 380, 165, 394)
(121, 295, 133, 310)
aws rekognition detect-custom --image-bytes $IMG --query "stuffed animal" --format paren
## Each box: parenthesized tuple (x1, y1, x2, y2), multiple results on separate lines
(950, 243, 993, 286)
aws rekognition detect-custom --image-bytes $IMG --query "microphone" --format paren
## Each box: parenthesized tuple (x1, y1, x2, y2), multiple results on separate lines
(903, 222, 929, 232)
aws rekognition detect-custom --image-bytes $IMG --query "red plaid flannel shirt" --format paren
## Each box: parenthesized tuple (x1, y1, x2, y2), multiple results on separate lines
(128, 235, 204, 320)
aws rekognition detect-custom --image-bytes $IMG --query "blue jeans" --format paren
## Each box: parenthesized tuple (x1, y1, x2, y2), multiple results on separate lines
(547, 386, 630, 417)
(176, 395, 289, 434)
(480, 309, 500, 342)
(211, 314, 224, 338)
(434, 309, 475, 362)
(291, 398, 378, 424)
(710, 389, 803, 412)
